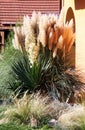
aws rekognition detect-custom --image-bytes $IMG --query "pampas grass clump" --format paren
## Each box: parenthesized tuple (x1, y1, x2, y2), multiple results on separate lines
(12, 8, 75, 64)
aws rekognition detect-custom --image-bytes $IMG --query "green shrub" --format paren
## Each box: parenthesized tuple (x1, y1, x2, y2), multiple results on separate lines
(0, 29, 23, 98)
(0, 45, 21, 98)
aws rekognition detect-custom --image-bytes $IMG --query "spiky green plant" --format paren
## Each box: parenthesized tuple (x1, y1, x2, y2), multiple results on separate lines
(9, 52, 74, 102)
(9, 49, 53, 95)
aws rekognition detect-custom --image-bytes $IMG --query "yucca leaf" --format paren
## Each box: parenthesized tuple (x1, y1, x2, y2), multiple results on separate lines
(10, 52, 53, 95)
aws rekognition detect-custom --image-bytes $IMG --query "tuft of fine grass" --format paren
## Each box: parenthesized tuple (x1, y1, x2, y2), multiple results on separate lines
(58, 104, 85, 129)
(2, 92, 57, 126)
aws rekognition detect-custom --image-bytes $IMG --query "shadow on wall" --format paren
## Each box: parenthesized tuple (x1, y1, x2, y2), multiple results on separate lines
(75, 0, 85, 10)
(65, 7, 76, 69)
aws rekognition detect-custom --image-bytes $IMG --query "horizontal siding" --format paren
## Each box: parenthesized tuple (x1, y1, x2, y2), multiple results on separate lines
(0, 0, 60, 29)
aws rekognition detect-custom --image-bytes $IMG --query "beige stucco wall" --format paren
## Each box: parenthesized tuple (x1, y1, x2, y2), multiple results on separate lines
(63, 0, 85, 78)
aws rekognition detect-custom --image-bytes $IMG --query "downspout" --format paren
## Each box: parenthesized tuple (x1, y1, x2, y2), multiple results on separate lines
(62, 0, 64, 7)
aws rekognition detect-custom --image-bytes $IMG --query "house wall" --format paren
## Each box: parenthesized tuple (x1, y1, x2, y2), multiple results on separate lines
(63, 0, 85, 78)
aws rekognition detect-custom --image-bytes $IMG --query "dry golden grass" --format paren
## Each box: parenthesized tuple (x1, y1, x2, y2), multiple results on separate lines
(58, 104, 85, 128)
(2, 92, 57, 125)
